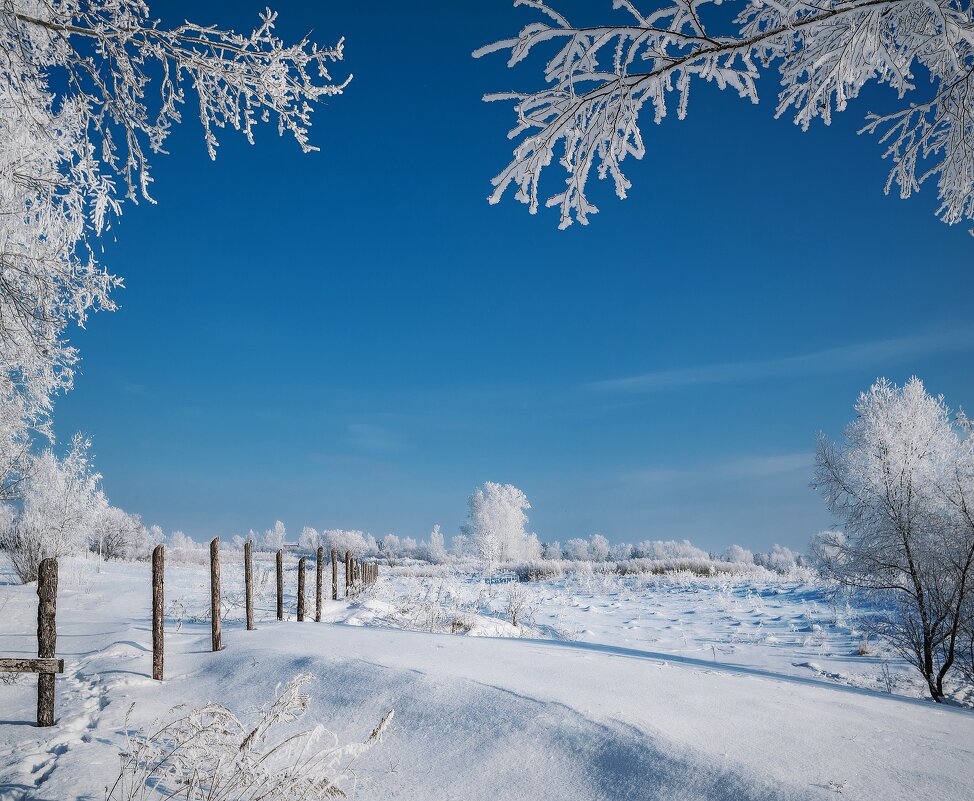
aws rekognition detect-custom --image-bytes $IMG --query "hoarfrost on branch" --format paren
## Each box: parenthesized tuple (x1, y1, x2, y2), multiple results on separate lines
(476, 0, 974, 229)
(0, 1, 348, 493)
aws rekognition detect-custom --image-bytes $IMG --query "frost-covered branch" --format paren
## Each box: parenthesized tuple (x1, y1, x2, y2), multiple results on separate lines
(477, 0, 974, 229)
(109, 673, 393, 801)
(0, 1, 348, 495)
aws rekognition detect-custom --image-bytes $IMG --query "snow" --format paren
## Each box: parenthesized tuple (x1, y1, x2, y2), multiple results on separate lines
(1, 556, 973, 800)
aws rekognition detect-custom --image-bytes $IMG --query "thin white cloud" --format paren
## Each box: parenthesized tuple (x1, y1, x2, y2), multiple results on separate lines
(590, 327, 974, 393)
(621, 452, 814, 488)
(720, 452, 815, 479)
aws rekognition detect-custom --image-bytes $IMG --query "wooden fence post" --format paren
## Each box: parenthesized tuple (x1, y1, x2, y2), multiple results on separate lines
(152, 544, 164, 681)
(276, 549, 284, 621)
(345, 551, 352, 597)
(210, 538, 221, 652)
(297, 557, 306, 622)
(315, 546, 324, 622)
(331, 549, 338, 600)
(244, 540, 254, 631)
(36, 558, 58, 727)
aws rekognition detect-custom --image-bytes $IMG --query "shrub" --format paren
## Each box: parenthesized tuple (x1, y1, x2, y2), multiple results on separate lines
(108, 674, 392, 801)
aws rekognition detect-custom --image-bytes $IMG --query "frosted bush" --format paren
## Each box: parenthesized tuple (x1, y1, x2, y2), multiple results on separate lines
(633, 539, 709, 561)
(108, 674, 392, 801)
(166, 531, 208, 565)
(755, 544, 800, 573)
(609, 542, 634, 561)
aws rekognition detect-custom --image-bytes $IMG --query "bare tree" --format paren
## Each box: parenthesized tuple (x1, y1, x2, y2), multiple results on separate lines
(813, 378, 974, 701)
(477, 0, 974, 230)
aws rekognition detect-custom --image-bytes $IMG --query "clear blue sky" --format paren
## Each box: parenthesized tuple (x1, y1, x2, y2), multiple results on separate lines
(55, 0, 973, 553)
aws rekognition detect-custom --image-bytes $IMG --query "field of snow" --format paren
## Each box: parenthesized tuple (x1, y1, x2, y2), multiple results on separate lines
(1, 554, 973, 800)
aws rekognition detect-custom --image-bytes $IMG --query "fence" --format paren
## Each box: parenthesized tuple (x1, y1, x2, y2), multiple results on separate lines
(1, 544, 380, 726)
(151, 541, 380, 681)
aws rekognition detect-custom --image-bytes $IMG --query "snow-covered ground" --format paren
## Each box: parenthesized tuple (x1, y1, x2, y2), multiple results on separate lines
(1, 555, 972, 800)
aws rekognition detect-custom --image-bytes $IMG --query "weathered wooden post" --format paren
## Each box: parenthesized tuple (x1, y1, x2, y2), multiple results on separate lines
(345, 551, 352, 597)
(209, 538, 221, 652)
(331, 548, 338, 600)
(315, 546, 324, 622)
(152, 544, 164, 680)
(297, 556, 306, 622)
(276, 549, 284, 621)
(244, 539, 254, 631)
(36, 558, 58, 726)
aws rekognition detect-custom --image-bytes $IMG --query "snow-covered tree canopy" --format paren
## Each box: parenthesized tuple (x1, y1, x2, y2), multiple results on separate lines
(461, 481, 541, 563)
(0, 1, 348, 494)
(476, 0, 974, 229)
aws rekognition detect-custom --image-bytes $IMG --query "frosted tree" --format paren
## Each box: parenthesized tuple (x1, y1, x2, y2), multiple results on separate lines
(461, 481, 540, 563)
(814, 378, 974, 701)
(0, 2, 349, 495)
(261, 520, 287, 551)
(723, 544, 754, 564)
(477, 0, 974, 230)
(299, 526, 320, 551)
(0, 433, 107, 581)
(609, 541, 634, 561)
(541, 540, 562, 560)
(589, 533, 611, 561)
(427, 523, 447, 562)
(321, 528, 371, 556)
(92, 506, 147, 560)
(562, 537, 589, 561)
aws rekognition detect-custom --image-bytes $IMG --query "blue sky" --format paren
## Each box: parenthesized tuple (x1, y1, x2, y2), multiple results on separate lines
(55, 0, 973, 552)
